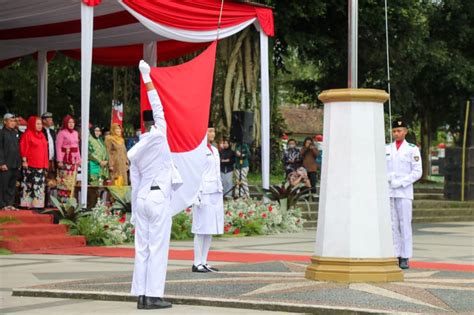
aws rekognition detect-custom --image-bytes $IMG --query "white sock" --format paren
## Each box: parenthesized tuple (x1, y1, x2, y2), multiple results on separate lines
(201, 235, 212, 265)
(193, 234, 204, 266)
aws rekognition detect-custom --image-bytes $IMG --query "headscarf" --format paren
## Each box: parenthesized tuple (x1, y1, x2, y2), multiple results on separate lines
(25, 116, 46, 141)
(61, 115, 75, 133)
(90, 125, 102, 140)
(107, 123, 124, 145)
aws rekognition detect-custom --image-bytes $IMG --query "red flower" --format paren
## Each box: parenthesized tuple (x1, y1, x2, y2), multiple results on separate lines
(226, 211, 232, 217)
(262, 213, 267, 219)
(268, 205, 273, 212)
(131, 228, 135, 234)
(185, 207, 192, 213)
(118, 213, 126, 224)
(224, 226, 230, 232)
(238, 212, 244, 218)
(233, 228, 240, 235)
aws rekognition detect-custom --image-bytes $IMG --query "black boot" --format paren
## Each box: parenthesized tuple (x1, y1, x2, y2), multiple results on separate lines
(397, 257, 401, 267)
(143, 296, 172, 309)
(399, 258, 409, 270)
(137, 295, 145, 309)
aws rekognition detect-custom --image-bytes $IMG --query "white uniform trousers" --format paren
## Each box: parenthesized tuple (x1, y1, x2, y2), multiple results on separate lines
(131, 190, 172, 297)
(390, 197, 413, 258)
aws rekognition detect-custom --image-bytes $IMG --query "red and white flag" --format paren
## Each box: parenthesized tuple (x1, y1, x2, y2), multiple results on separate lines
(140, 41, 216, 215)
(111, 100, 123, 126)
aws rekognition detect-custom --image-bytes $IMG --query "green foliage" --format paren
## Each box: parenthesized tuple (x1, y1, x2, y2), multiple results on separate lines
(44, 196, 85, 222)
(107, 186, 132, 213)
(62, 217, 109, 246)
(260, 181, 311, 211)
(171, 211, 193, 240)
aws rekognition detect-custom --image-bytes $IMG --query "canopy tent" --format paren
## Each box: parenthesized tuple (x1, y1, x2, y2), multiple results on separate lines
(0, 0, 274, 207)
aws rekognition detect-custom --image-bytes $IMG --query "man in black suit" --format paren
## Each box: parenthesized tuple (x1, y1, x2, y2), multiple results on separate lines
(41, 112, 56, 207)
(0, 113, 21, 210)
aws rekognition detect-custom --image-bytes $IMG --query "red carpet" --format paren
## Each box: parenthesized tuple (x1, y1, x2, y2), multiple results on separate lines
(19, 246, 473, 272)
(0, 210, 86, 252)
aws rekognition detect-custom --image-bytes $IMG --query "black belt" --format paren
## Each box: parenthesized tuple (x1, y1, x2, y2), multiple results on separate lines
(150, 185, 161, 191)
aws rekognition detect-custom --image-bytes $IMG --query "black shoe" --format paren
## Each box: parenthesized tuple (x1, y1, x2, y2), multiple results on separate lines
(192, 264, 209, 273)
(399, 258, 409, 270)
(143, 296, 172, 309)
(397, 257, 401, 266)
(203, 264, 219, 272)
(137, 295, 145, 309)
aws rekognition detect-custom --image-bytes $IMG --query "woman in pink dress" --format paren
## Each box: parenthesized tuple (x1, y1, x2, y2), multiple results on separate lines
(55, 115, 81, 202)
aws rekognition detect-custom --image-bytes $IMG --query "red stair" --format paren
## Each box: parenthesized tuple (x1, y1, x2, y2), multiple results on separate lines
(0, 210, 86, 252)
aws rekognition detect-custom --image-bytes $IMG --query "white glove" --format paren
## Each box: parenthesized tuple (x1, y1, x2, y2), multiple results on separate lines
(139, 60, 152, 83)
(390, 179, 403, 189)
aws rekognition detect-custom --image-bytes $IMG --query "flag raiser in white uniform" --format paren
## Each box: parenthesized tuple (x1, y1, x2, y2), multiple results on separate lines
(128, 88, 182, 298)
(386, 139, 422, 259)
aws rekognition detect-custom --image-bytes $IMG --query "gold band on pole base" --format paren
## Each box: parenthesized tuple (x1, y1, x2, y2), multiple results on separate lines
(305, 256, 404, 283)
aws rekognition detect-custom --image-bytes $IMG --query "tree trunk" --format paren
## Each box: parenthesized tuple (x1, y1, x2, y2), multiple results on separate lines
(223, 28, 249, 129)
(420, 108, 431, 181)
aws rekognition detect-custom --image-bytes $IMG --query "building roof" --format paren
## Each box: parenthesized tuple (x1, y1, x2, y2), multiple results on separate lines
(280, 106, 323, 135)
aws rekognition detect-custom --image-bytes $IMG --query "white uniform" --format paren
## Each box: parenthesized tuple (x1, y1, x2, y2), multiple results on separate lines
(128, 89, 183, 298)
(386, 140, 422, 258)
(192, 145, 224, 235)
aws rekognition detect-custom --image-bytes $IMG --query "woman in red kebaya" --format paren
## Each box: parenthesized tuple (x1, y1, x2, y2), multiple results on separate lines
(19, 116, 49, 208)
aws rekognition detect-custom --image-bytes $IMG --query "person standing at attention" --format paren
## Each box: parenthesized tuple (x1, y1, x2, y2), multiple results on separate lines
(192, 125, 223, 273)
(386, 119, 422, 270)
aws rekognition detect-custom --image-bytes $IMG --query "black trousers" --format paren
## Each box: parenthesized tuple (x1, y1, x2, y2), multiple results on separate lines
(308, 171, 317, 194)
(0, 169, 18, 208)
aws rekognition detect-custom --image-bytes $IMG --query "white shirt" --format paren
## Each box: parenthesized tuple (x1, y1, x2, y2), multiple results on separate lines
(386, 140, 422, 199)
(199, 144, 223, 194)
(128, 89, 183, 217)
(45, 128, 54, 160)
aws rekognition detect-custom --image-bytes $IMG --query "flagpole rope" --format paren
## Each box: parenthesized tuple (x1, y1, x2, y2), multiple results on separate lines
(216, 0, 225, 40)
(384, 0, 393, 144)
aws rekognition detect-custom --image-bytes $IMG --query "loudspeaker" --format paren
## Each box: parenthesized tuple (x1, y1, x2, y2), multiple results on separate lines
(230, 111, 254, 144)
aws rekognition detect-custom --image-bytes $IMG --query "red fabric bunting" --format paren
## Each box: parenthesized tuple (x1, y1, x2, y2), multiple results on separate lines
(122, 0, 275, 36)
(140, 41, 217, 153)
(61, 40, 210, 66)
(82, 0, 102, 7)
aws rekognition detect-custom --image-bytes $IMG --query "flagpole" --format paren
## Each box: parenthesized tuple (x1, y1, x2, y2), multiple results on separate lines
(348, 0, 358, 88)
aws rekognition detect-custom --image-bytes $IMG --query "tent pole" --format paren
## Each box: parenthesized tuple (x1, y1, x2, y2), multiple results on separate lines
(259, 31, 270, 190)
(143, 42, 157, 67)
(80, 3, 94, 208)
(37, 50, 48, 115)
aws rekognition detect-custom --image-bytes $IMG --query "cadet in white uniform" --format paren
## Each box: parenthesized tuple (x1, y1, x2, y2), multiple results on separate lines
(128, 60, 183, 309)
(386, 119, 422, 269)
(191, 126, 224, 273)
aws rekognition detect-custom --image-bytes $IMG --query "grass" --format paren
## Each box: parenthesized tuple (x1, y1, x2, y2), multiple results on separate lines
(247, 172, 285, 185)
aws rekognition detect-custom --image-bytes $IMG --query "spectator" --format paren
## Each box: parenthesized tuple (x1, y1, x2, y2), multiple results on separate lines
(126, 129, 140, 151)
(282, 138, 301, 177)
(105, 123, 129, 185)
(220, 138, 235, 198)
(19, 116, 48, 209)
(233, 143, 251, 198)
(0, 113, 21, 210)
(41, 112, 57, 206)
(301, 137, 319, 194)
(88, 125, 109, 186)
(288, 167, 311, 189)
(56, 115, 81, 202)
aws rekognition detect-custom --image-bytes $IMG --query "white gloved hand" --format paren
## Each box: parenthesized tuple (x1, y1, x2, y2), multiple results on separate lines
(390, 179, 403, 189)
(139, 60, 152, 83)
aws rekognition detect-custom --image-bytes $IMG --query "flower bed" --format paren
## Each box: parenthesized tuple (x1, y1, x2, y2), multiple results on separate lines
(62, 199, 305, 244)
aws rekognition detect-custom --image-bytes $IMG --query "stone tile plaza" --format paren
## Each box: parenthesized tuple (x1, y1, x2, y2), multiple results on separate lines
(1, 223, 473, 314)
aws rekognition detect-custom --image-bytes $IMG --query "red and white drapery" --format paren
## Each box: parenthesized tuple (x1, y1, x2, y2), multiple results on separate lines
(0, 0, 274, 207)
